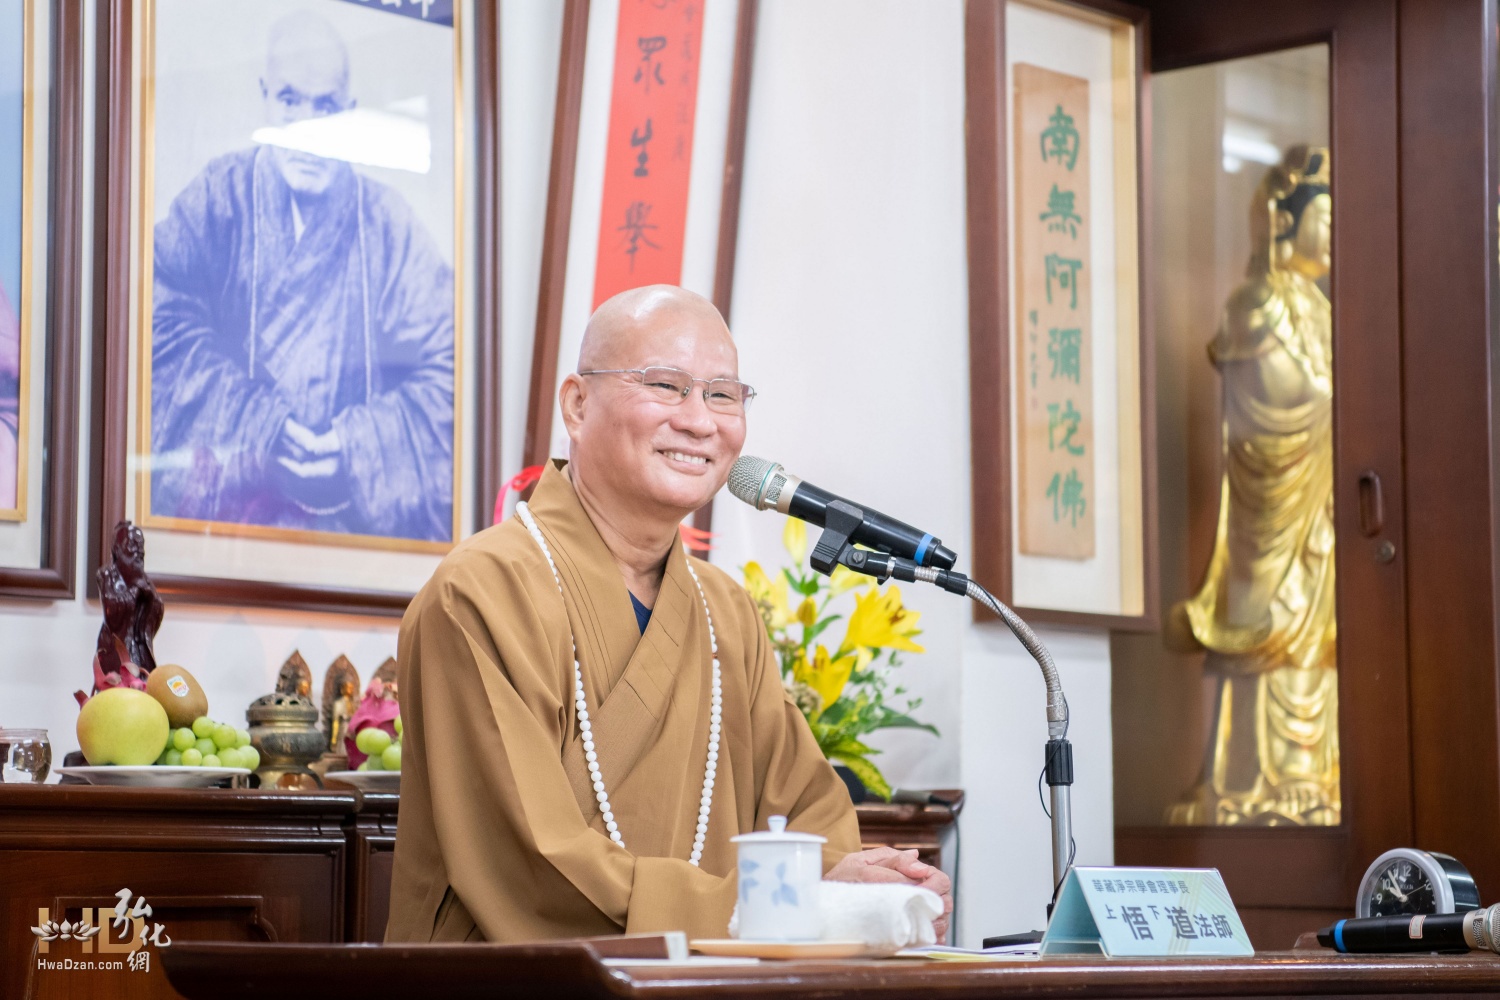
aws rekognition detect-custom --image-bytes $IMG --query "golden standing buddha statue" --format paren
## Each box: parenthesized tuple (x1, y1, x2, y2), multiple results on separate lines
(1166, 145, 1339, 827)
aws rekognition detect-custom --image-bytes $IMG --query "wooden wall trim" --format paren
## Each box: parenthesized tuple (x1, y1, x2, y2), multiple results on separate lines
(522, 0, 590, 473)
(710, 0, 758, 325)
(88, 0, 134, 597)
(693, 0, 761, 537)
(964, 0, 1012, 613)
(1396, 0, 1500, 903)
(474, 1, 504, 532)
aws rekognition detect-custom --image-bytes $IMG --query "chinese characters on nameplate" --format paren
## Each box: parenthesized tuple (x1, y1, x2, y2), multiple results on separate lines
(592, 0, 705, 305)
(1041, 867, 1254, 958)
(1014, 63, 1095, 559)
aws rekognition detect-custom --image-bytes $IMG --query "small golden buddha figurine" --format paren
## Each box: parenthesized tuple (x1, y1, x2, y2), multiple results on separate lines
(319, 654, 360, 749)
(1166, 145, 1339, 827)
(328, 679, 358, 752)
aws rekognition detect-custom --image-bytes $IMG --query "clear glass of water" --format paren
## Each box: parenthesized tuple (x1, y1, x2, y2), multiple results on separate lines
(0, 729, 52, 783)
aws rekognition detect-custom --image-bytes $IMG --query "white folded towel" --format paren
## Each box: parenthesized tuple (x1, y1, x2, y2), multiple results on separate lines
(729, 881, 944, 952)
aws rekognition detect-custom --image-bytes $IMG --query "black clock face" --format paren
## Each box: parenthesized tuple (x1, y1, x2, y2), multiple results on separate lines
(1368, 859, 1436, 916)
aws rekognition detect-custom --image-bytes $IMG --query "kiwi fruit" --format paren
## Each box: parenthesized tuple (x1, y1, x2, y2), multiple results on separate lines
(145, 664, 209, 728)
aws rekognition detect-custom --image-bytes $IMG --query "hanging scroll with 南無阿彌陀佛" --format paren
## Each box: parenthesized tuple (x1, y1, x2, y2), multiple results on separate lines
(1014, 63, 1095, 560)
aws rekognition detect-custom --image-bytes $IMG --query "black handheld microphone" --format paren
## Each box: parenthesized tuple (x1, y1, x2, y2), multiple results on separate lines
(1318, 906, 1500, 954)
(727, 456, 958, 569)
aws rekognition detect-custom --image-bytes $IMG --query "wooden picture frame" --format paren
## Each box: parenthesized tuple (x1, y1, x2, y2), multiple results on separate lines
(965, 0, 1157, 630)
(522, 0, 759, 507)
(90, 0, 500, 616)
(0, 0, 83, 600)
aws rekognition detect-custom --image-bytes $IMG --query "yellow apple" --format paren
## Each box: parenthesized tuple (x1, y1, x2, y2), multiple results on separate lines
(77, 688, 171, 766)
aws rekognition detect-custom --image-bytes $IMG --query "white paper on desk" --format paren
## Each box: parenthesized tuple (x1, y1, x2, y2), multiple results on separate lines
(603, 957, 762, 967)
(894, 944, 1041, 961)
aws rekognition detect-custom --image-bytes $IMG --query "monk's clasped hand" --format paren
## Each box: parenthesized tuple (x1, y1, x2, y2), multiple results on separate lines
(825, 847, 954, 941)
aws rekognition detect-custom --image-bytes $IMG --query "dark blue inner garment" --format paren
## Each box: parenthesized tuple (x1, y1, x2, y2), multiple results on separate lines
(628, 591, 652, 634)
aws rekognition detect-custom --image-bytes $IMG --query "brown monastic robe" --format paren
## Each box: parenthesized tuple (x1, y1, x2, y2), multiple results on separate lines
(385, 460, 861, 942)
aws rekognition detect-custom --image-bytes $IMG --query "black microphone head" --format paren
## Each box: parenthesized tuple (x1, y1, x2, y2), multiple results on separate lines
(728, 455, 788, 511)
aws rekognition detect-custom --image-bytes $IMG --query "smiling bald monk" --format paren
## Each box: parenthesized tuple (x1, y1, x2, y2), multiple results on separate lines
(386, 285, 951, 943)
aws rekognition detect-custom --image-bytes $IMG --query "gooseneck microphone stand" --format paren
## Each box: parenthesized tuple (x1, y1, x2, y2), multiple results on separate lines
(807, 500, 1075, 910)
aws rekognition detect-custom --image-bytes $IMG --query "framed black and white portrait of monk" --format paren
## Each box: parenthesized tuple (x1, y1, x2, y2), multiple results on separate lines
(93, 0, 502, 615)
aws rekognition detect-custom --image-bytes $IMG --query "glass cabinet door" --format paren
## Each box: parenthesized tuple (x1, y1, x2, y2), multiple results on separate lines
(1113, 46, 1338, 829)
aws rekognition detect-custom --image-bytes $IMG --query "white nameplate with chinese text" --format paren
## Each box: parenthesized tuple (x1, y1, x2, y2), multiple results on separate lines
(1040, 867, 1254, 958)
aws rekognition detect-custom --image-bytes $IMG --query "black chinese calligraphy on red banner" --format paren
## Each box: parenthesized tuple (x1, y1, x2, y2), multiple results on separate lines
(592, 0, 705, 305)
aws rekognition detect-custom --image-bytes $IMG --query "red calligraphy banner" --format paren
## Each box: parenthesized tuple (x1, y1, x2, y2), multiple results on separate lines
(591, 0, 705, 307)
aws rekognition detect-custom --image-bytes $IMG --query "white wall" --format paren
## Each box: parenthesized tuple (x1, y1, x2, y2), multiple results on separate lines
(0, 0, 1111, 950)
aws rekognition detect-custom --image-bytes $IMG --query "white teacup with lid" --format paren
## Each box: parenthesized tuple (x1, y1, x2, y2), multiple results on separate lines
(730, 814, 826, 941)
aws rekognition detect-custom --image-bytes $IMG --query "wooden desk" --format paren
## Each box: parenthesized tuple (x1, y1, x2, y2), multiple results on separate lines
(159, 941, 1500, 1000)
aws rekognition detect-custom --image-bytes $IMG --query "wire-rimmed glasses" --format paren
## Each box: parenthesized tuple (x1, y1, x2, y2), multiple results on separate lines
(579, 366, 757, 414)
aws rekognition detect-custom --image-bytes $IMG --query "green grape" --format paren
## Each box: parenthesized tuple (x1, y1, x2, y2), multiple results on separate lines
(381, 744, 402, 772)
(180, 747, 203, 767)
(212, 723, 237, 750)
(394, 716, 403, 737)
(234, 728, 251, 748)
(172, 727, 196, 752)
(356, 761, 369, 771)
(191, 716, 215, 739)
(239, 746, 260, 771)
(202, 753, 221, 769)
(356, 727, 392, 756)
(217, 747, 242, 769)
(195, 737, 216, 758)
(163, 749, 183, 767)
(364, 752, 384, 771)
(156, 748, 172, 765)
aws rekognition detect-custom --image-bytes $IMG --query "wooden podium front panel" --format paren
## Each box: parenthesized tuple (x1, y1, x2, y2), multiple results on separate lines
(0, 785, 356, 1000)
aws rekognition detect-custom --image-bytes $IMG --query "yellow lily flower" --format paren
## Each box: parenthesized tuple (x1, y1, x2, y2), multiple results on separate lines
(796, 597, 818, 628)
(783, 517, 808, 564)
(828, 564, 869, 598)
(840, 585, 925, 655)
(792, 644, 868, 715)
(743, 561, 793, 629)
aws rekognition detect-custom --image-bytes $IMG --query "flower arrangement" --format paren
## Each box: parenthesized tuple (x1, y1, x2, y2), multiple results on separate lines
(742, 518, 938, 801)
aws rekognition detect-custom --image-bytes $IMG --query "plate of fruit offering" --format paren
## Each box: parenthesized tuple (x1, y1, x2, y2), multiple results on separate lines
(325, 717, 403, 791)
(55, 764, 251, 788)
(61, 672, 260, 787)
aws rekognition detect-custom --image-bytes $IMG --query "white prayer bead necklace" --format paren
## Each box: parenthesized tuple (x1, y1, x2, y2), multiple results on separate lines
(516, 502, 722, 866)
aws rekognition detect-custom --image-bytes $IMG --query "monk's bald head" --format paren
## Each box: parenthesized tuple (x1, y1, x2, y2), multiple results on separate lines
(265, 12, 351, 105)
(260, 11, 355, 198)
(578, 285, 733, 373)
(561, 284, 746, 525)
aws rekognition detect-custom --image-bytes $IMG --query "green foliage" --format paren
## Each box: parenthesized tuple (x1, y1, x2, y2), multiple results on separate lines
(743, 538, 938, 803)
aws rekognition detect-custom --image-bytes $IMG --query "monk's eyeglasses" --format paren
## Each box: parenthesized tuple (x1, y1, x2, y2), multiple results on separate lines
(578, 367, 757, 415)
